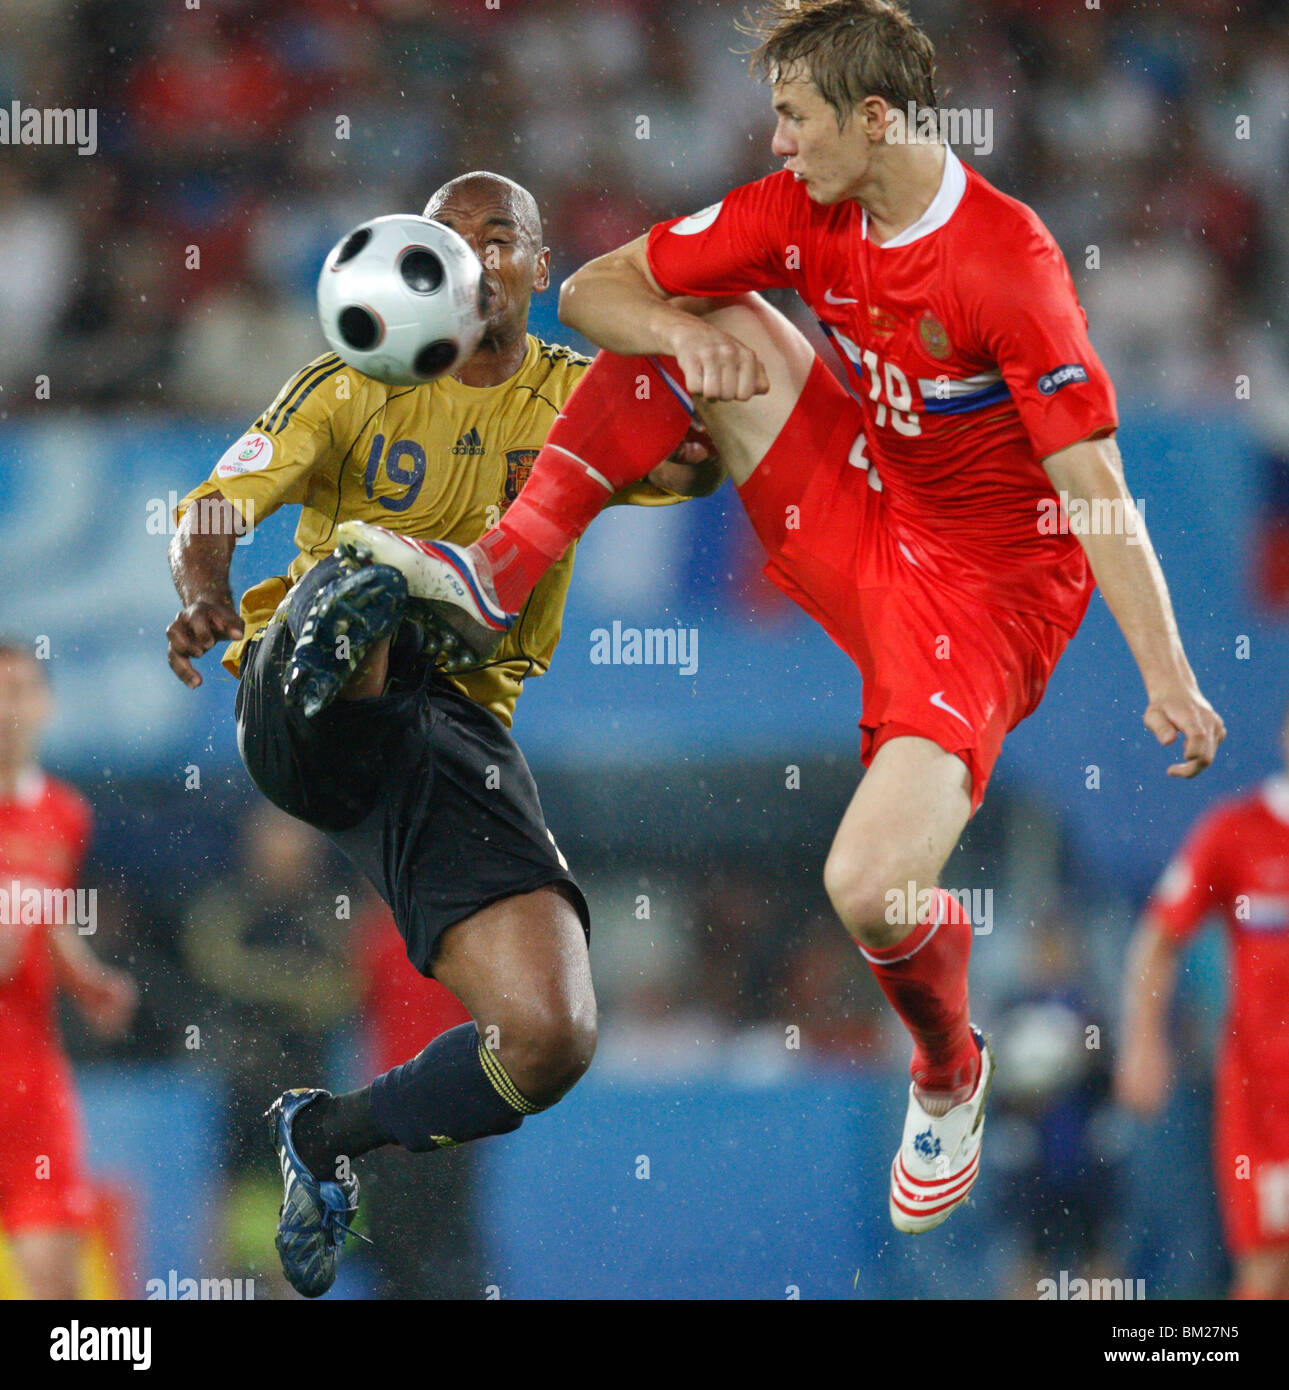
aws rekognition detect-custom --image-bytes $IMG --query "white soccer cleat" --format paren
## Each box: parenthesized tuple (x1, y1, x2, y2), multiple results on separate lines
(889, 1027, 994, 1235)
(334, 520, 513, 670)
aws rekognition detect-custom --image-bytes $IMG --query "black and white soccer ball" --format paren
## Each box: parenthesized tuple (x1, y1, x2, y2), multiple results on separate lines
(317, 214, 488, 385)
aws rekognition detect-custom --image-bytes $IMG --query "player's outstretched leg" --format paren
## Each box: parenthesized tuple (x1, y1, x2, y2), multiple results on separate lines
(388, 292, 817, 666)
(369, 348, 699, 665)
(823, 735, 993, 1233)
(269, 885, 594, 1296)
(282, 551, 410, 716)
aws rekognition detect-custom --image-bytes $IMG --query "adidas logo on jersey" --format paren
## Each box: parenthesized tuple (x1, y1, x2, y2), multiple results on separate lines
(451, 428, 485, 456)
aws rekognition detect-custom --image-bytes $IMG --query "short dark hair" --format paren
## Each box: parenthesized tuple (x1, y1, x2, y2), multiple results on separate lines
(743, 0, 938, 126)
(424, 171, 544, 247)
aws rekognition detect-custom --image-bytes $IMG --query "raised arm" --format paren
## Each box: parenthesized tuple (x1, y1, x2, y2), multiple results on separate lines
(50, 925, 137, 1039)
(1042, 435, 1225, 777)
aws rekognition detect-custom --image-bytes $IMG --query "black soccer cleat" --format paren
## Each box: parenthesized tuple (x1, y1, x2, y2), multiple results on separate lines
(283, 559, 409, 717)
(266, 1089, 367, 1298)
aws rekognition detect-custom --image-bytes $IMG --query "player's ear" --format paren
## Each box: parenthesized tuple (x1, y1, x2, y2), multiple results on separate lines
(860, 94, 892, 143)
(532, 247, 551, 294)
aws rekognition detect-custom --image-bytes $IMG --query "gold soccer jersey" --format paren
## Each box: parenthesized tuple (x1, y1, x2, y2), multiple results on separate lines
(176, 336, 684, 724)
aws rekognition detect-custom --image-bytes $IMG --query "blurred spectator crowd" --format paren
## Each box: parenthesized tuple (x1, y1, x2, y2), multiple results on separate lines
(0, 0, 1286, 417)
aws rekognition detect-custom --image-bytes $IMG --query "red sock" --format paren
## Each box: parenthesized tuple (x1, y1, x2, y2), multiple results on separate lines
(475, 351, 693, 611)
(862, 888, 979, 1097)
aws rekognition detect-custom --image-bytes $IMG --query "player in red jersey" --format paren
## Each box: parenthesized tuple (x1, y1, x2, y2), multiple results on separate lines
(1118, 704, 1289, 1299)
(0, 642, 136, 1297)
(348, 0, 1224, 1231)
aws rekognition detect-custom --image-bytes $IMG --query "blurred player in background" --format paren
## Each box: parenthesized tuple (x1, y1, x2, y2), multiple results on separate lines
(1118, 701, 1289, 1299)
(165, 171, 719, 1297)
(0, 641, 136, 1298)
(353, 889, 481, 1299)
(180, 805, 354, 1176)
(392, 0, 1225, 1234)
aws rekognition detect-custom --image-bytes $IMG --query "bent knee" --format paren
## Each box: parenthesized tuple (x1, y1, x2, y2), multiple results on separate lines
(823, 853, 912, 948)
(494, 1003, 597, 1108)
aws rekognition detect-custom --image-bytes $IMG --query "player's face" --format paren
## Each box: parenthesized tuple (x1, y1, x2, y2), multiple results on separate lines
(0, 653, 51, 766)
(429, 189, 550, 343)
(770, 70, 874, 205)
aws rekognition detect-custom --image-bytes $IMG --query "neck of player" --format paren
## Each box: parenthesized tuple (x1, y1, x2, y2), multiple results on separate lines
(857, 140, 946, 246)
(451, 324, 528, 388)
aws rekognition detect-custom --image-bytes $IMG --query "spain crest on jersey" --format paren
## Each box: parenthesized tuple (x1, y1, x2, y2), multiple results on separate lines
(504, 448, 540, 505)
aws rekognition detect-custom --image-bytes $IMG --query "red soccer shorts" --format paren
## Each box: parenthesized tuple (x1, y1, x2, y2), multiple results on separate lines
(738, 355, 1072, 812)
(0, 1063, 94, 1234)
(1214, 1052, 1289, 1256)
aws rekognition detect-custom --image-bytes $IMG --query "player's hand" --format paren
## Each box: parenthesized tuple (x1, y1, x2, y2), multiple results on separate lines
(1143, 680, 1226, 778)
(78, 968, 137, 1040)
(669, 320, 769, 402)
(1113, 1033, 1171, 1116)
(167, 598, 244, 689)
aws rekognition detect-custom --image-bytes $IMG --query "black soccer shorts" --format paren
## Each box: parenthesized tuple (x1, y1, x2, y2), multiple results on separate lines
(234, 582, 589, 977)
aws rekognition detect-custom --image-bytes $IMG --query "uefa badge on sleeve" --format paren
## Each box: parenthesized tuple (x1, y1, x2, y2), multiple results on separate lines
(216, 432, 275, 479)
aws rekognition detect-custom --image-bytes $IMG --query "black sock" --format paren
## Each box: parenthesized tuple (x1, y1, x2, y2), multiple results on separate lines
(293, 1086, 392, 1181)
(369, 1022, 543, 1153)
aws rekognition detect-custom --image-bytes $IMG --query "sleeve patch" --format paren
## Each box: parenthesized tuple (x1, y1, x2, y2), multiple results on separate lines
(1153, 857, 1192, 906)
(1037, 363, 1090, 396)
(670, 201, 724, 236)
(216, 432, 275, 478)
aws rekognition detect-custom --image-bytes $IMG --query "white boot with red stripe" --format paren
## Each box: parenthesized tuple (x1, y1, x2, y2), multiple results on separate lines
(334, 520, 513, 671)
(889, 1027, 994, 1234)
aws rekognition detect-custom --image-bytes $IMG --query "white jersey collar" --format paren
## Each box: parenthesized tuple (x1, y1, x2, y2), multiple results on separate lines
(862, 144, 967, 250)
(1263, 773, 1289, 825)
(3, 767, 46, 806)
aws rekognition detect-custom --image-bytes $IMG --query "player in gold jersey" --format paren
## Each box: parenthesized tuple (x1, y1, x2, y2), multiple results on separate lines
(165, 172, 719, 1297)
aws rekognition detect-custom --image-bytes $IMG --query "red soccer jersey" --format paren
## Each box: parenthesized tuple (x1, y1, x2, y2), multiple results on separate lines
(1148, 777, 1289, 1074)
(355, 903, 471, 1075)
(0, 769, 92, 1078)
(646, 149, 1119, 634)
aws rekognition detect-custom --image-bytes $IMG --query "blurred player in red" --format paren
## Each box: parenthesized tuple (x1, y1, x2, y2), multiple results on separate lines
(380, 0, 1224, 1231)
(354, 893, 484, 1299)
(0, 642, 136, 1298)
(1118, 702, 1289, 1298)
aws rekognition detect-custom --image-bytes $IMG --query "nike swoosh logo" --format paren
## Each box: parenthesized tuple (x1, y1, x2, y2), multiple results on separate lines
(824, 287, 859, 305)
(929, 690, 972, 728)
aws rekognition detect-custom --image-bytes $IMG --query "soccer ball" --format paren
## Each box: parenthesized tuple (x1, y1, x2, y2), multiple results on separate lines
(316, 214, 488, 386)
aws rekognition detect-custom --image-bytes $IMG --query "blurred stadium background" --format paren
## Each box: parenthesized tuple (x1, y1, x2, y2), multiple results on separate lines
(2, 0, 1288, 1298)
